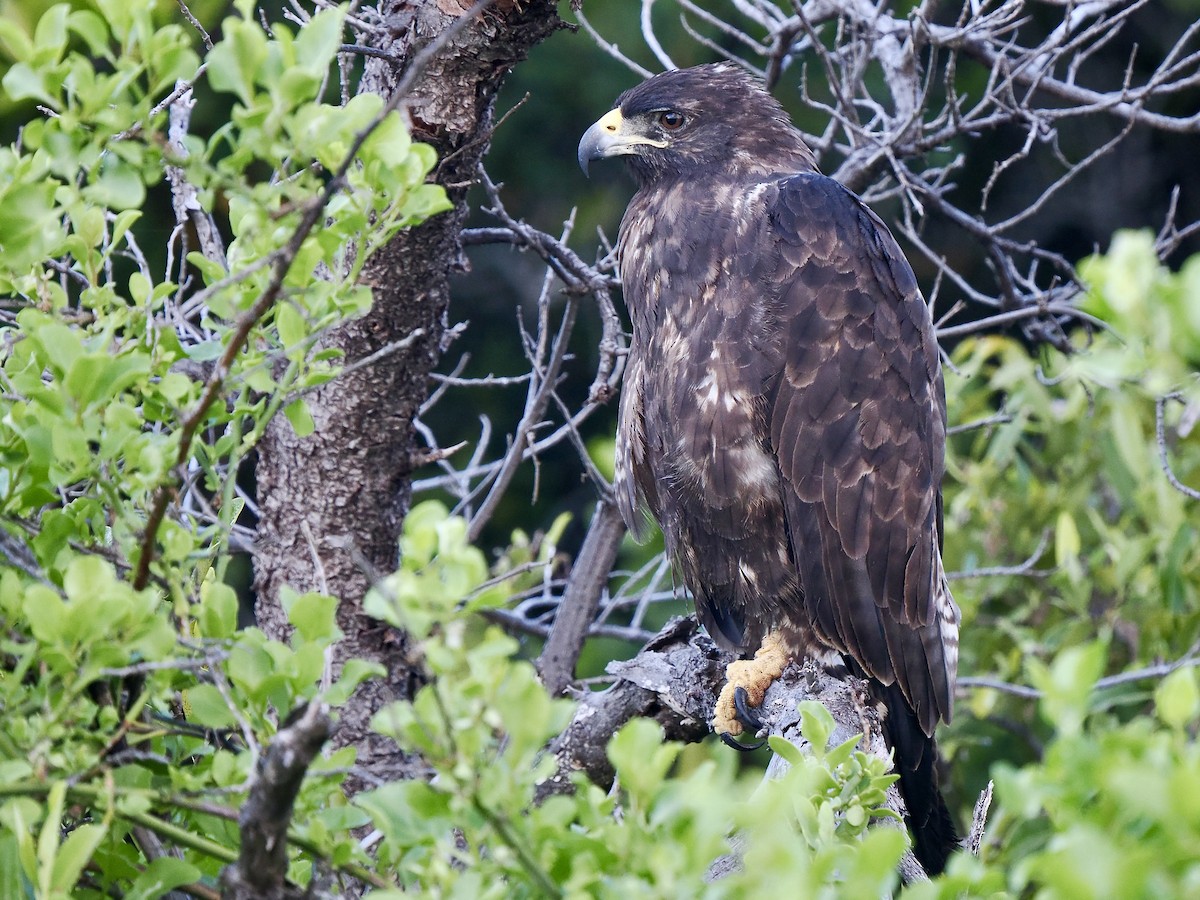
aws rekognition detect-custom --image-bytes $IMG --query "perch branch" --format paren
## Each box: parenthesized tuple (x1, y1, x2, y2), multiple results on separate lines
(535, 615, 929, 882)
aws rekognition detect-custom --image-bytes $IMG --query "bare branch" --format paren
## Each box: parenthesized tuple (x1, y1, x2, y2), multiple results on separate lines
(538, 499, 627, 695)
(573, 6, 653, 78)
(959, 644, 1200, 700)
(165, 82, 227, 271)
(467, 185, 582, 541)
(177, 0, 213, 49)
(1156, 392, 1200, 501)
(219, 703, 332, 900)
(946, 529, 1054, 581)
(537, 615, 929, 882)
(641, 0, 677, 70)
(967, 781, 994, 857)
(535, 617, 725, 802)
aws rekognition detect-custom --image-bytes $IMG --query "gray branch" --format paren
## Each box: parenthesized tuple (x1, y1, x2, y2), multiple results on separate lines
(165, 82, 227, 271)
(220, 703, 333, 900)
(535, 616, 929, 882)
(537, 498, 628, 695)
(536, 617, 726, 801)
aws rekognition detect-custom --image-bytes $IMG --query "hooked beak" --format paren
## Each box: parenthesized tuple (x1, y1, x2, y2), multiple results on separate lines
(578, 108, 667, 176)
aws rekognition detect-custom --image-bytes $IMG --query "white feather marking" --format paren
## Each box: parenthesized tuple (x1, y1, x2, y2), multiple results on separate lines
(739, 563, 759, 588)
(732, 443, 778, 490)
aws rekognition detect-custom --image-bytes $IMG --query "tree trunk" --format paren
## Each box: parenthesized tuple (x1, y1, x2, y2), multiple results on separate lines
(254, 0, 563, 789)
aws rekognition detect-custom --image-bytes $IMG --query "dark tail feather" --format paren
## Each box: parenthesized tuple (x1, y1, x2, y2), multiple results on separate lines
(874, 681, 958, 877)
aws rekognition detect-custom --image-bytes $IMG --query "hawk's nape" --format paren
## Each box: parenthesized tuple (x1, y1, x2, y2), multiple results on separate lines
(579, 63, 961, 876)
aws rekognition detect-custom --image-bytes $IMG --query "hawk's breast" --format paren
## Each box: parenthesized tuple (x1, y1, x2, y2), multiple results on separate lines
(615, 178, 800, 650)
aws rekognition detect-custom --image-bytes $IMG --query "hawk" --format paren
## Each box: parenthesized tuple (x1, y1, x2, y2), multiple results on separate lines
(578, 64, 960, 874)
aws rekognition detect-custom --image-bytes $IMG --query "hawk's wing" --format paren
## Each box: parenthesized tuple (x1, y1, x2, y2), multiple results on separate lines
(764, 173, 957, 734)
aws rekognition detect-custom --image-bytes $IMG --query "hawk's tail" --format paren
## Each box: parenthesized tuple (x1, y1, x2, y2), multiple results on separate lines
(874, 680, 958, 877)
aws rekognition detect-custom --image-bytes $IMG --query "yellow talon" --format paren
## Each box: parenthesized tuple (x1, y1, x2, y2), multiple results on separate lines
(712, 631, 790, 736)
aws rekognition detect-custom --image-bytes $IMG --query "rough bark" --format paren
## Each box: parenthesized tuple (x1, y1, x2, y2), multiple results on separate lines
(536, 617, 725, 802)
(254, 0, 564, 789)
(220, 704, 332, 900)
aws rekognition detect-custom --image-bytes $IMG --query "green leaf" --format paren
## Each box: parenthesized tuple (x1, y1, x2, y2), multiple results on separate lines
(4, 799, 40, 888)
(1155, 667, 1200, 730)
(275, 301, 306, 352)
(0, 18, 33, 61)
(323, 658, 386, 706)
(110, 208, 141, 248)
(63, 555, 113, 599)
(199, 579, 239, 639)
(844, 803, 866, 828)
(284, 591, 341, 644)
(398, 183, 452, 225)
(83, 158, 146, 211)
(72, 204, 105, 248)
(1054, 510, 1080, 568)
(823, 733, 862, 769)
(125, 858, 203, 900)
(0, 180, 61, 272)
(66, 10, 111, 58)
(228, 638, 274, 699)
(361, 111, 412, 167)
(51, 823, 107, 893)
(206, 18, 268, 105)
(798, 701, 835, 758)
(608, 719, 678, 804)
(284, 397, 315, 437)
(183, 684, 236, 728)
(33, 4, 69, 56)
(64, 352, 150, 408)
(23, 586, 68, 645)
(37, 782, 66, 892)
(0, 62, 56, 106)
(292, 6, 345, 79)
(1030, 641, 1107, 735)
(767, 734, 805, 767)
(0, 835, 23, 900)
(186, 339, 224, 362)
(185, 250, 227, 286)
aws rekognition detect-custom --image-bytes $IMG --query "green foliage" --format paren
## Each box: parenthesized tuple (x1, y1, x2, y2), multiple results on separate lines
(996, 667, 1200, 899)
(930, 232, 1200, 897)
(944, 232, 1200, 727)
(0, 0, 1197, 892)
(0, 1, 446, 894)
(0, 544, 380, 894)
(0, 1, 449, 598)
(357, 507, 910, 898)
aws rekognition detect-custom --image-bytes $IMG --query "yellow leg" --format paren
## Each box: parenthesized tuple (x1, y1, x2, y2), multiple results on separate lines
(712, 631, 790, 736)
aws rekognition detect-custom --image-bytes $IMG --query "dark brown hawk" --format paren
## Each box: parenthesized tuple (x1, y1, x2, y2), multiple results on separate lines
(579, 64, 960, 873)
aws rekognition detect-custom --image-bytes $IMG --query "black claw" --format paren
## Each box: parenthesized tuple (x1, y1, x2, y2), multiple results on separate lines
(721, 731, 766, 752)
(733, 686, 764, 732)
(717, 686, 768, 751)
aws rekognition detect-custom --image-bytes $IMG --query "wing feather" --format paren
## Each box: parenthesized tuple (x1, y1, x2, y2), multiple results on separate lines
(764, 172, 958, 734)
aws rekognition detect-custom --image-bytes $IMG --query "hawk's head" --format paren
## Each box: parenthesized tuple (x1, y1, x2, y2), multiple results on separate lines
(578, 63, 816, 185)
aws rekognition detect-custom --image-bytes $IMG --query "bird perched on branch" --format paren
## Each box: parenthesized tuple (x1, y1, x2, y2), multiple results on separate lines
(579, 63, 960, 875)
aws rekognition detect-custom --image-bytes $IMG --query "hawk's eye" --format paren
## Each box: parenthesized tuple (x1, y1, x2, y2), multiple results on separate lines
(657, 110, 686, 131)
